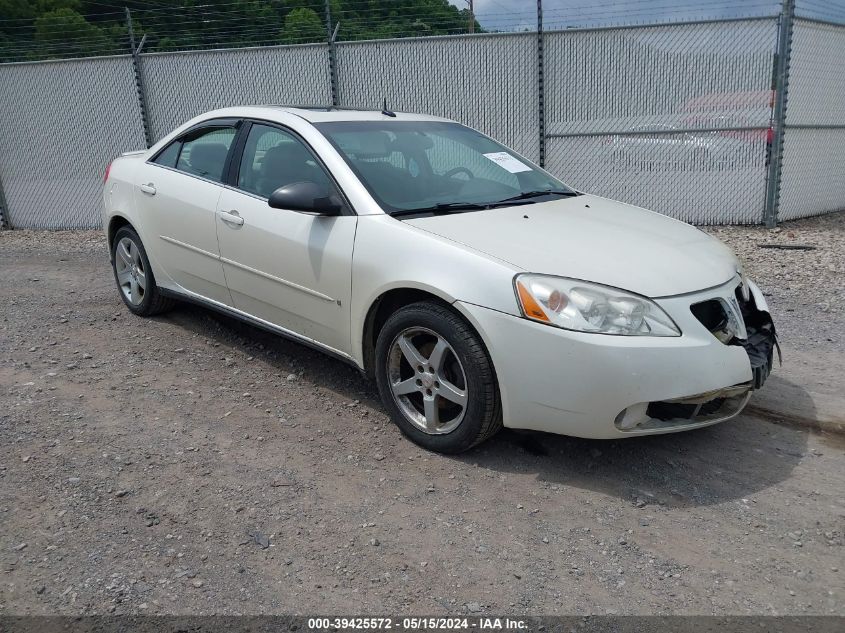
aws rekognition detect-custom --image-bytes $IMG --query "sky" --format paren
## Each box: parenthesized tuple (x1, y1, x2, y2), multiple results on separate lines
(447, 0, 845, 31)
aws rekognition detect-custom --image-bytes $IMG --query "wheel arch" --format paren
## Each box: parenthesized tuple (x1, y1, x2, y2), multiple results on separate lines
(107, 215, 133, 256)
(360, 285, 458, 378)
(359, 284, 500, 388)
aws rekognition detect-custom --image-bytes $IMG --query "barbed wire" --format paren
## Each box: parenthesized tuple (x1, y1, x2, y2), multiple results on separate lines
(0, 0, 786, 26)
(1, 0, 842, 63)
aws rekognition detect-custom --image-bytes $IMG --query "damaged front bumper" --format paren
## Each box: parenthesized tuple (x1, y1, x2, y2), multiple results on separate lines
(616, 277, 778, 433)
(455, 275, 778, 439)
(734, 279, 779, 389)
(622, 382, 753, 431)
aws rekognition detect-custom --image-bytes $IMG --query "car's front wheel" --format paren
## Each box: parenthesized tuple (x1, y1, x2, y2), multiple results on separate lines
(111, 225, 174, 317)
(374, 301, 502, 453)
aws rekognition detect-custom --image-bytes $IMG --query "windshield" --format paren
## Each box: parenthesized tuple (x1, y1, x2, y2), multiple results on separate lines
(314, 121, 576, 215)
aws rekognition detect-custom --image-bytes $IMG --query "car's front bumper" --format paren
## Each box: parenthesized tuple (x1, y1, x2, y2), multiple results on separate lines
(456, 277, 773, 439)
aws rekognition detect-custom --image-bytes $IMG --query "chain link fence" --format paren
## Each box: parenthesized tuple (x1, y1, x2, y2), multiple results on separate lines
(141, 44, 332, 143)
(544, 18, 777, 224)
(778, 18, 845, 221)
(336, 32, 540, 163)
(0, 55, 146, 229)
(0, 8, 843, 229)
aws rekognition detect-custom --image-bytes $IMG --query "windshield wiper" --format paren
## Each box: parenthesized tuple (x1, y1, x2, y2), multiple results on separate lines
(391, 191, 579, 217)
(391, 201, 489, 217)
(488, 189, 580, 206)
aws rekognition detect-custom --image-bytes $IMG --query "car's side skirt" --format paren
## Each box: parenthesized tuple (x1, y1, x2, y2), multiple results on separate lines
(157, 287, 364, 372)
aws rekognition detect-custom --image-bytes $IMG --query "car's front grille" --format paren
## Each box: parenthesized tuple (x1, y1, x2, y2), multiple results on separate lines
(615, 383, 752, 432)
(647, 396, 727, 421)
(622, 385, 752, 431)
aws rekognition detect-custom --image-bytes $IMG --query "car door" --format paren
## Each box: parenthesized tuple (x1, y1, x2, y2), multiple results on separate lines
(215, 121, 357, 355)
(133, 120, 239, 305)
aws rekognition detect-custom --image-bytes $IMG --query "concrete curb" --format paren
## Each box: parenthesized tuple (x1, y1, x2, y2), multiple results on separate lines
(745, 404, 844, 435)
(744, 350, 845, 435)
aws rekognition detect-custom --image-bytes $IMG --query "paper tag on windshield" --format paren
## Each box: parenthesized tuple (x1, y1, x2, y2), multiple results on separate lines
(483, 152, 532, 173)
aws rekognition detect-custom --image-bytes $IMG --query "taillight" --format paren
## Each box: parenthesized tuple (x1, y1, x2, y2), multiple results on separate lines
(103, 160, 113, 183)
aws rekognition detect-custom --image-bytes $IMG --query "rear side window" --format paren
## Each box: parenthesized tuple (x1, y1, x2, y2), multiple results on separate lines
(151, 126, 237, 182)
(175, 127, 236, 183)
(152, 141, 181, 168)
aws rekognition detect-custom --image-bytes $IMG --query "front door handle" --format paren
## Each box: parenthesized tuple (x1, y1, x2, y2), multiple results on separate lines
(139, 183, 156, 195)
(219, 210, 244, 226)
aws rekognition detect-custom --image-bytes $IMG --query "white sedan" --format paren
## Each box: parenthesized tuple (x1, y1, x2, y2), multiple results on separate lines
(102, 106, 777, 453)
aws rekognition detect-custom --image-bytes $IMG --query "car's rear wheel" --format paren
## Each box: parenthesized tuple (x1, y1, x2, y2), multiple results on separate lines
(111, 225, 174, 317)
(374, 301, 502, 453)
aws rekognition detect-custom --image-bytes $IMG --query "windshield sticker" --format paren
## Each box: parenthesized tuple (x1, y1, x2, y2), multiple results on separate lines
(483, 152, 532, 173)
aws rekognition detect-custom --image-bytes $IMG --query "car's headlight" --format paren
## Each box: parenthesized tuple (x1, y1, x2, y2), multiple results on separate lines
(514, 274, 681, 336)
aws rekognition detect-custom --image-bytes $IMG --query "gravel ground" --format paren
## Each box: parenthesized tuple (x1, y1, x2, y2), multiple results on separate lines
(704, 211, 845, 352)
(0, 213, 843, 617)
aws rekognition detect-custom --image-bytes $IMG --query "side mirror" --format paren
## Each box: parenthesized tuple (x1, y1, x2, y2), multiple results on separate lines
(267, 181, 342, 216)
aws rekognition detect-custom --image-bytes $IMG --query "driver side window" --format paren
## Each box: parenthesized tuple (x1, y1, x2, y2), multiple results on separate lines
(237, 123, 332, 199)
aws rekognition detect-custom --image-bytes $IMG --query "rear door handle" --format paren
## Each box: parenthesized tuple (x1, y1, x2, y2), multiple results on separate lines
(139, 183, 156, 195)
(218, 210, 244, 226)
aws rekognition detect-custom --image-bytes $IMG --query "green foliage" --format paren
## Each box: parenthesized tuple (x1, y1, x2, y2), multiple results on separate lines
(281, 8, 325, 44)
(0, 0, 482, 62)
(34, 8, 112, 58)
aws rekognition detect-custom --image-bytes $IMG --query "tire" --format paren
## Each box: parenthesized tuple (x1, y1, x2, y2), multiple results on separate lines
(111, 225, 175, 317)
(374, 301, 502, 453)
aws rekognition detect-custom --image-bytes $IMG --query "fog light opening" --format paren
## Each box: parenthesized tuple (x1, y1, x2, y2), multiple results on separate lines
(614, 404, 649, 431)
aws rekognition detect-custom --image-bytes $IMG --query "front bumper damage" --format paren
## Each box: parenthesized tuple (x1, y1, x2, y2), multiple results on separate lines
(640, 383, 753, 431)
(734, 286, 779, 389)
(456, 275, 778, 439)
(630, 278, 779, 431)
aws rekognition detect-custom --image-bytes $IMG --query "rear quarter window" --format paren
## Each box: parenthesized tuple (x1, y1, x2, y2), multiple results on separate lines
(152, 141, 181, 168)
(176, 128, 236, 182)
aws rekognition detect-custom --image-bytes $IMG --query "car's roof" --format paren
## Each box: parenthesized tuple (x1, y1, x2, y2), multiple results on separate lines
(203, 105, 455, 124)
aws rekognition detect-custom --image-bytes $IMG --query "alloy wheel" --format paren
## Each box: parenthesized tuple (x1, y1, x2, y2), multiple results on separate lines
(114, 236, 146, 306)
(387, 327, 468, 435)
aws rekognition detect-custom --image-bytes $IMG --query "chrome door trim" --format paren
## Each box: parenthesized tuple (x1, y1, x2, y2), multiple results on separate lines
(159, 235, 220, 261)
(219, 255, 336, 303)
(160, 234, 335, 303)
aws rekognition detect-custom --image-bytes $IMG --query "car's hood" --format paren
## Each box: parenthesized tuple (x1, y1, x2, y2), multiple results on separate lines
(404, 194, 738, 297)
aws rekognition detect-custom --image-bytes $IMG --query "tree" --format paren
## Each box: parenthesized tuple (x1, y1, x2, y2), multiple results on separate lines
(34, 8, 113, 58)
(281, 7, 325, 44)
(0, 0, 482, 61)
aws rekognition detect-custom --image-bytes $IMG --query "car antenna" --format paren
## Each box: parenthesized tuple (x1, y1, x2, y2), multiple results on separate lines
(381, 97, 396, 118)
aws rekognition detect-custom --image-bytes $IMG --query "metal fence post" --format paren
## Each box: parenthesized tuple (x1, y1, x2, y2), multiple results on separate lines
(325, 0, 340, 106)
(0, 172, 9, 229)
(126, 7, 152, 148)
(764, 0, 795, 227)
(537, 0, 545, 167)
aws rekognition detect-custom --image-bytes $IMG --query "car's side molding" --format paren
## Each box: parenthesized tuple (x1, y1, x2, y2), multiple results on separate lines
(157, 287, 363, 372)
(159, 235, 220, 261)
(219, 256, 337, 303)
(159, 234, 337, 303)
